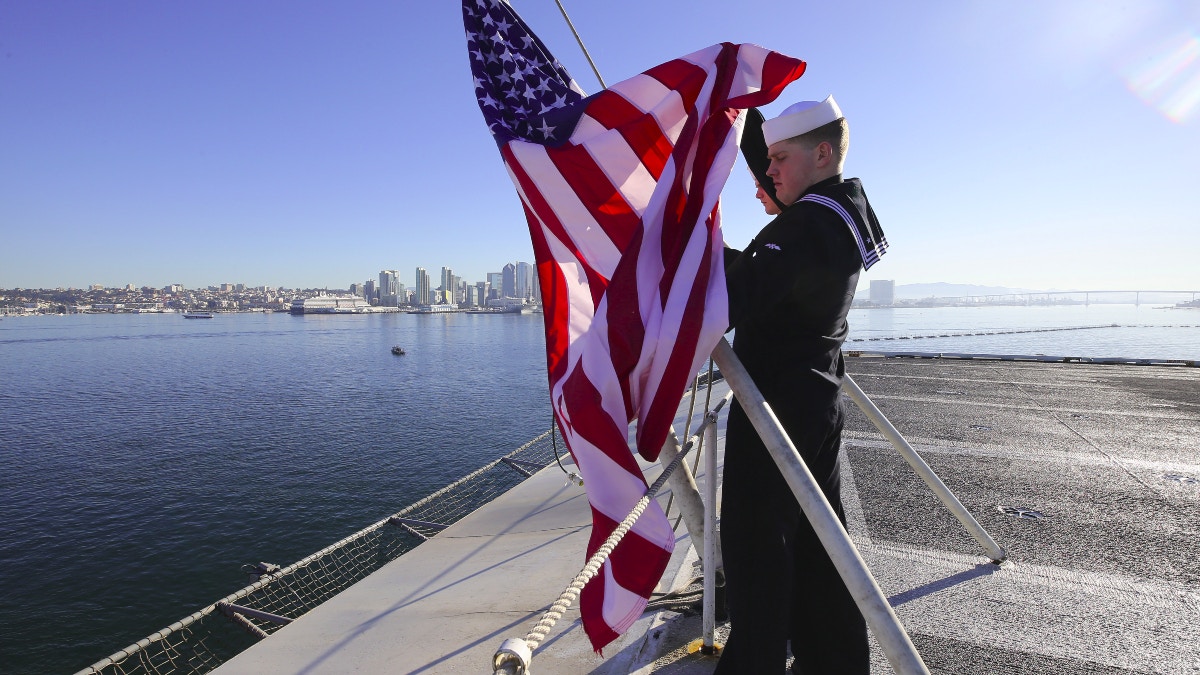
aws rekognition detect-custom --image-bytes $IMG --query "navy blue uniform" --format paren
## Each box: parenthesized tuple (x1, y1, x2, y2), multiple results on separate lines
(716, 175, 878, 674)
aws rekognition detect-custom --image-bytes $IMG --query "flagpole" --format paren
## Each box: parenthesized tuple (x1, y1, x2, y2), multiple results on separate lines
(550, 0, 606, 88)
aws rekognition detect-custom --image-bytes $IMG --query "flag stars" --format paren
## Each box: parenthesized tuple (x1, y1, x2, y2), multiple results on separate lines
(466, 0, 585, 145)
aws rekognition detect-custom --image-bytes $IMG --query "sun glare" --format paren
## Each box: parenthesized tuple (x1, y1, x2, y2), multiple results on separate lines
(1124, 32, 1200, 123)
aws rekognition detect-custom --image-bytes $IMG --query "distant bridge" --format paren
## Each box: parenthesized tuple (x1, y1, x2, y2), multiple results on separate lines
(892, 290, 1199, 307)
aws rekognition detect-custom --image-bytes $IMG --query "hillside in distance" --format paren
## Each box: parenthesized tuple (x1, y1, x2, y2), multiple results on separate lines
(884, 282, 1040, 299)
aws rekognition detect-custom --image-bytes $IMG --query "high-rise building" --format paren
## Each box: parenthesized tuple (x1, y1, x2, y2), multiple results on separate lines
(379, 270, 400, 307)
(441, 267, 454, 303)
(530, 265, 541, 304)
(502, 263, 516, 298)
(869, 279, 895, 306)
(516, 261, 533, 300)
(365, 279, 377, 304)
(415, 267, 431, 306)
(486, 273, 502, 300)
(475, 281, 488, 306)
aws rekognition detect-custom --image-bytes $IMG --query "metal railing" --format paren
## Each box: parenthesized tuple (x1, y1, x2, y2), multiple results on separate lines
(73, 428, 565, 675)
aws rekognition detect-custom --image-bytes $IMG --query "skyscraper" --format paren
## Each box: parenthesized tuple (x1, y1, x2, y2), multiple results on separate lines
(441, 267, 454, 303)
(516, 261, 533, 300)
(486, 273, 502, 300)
(502, 263, 516, 299)
(415, 267, 430, 306)
(379, 270, 400, 307)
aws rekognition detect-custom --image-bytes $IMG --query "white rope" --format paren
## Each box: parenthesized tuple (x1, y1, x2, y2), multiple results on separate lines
(523, 454, 680, 650)
(495, 392, 732, 673)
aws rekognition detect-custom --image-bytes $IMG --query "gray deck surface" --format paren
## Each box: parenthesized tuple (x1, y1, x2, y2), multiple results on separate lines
(214, 357, 1200, 674)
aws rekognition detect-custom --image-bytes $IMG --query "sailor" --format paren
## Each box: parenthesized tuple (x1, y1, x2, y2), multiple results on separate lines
(741, 107, 787, 217)
(718, 96, 887, 674)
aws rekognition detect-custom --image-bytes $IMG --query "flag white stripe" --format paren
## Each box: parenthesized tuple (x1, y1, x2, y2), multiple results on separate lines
(509, 144, 623, 274)
(582, 128, 657, 220)
(599, 557, 652, 635)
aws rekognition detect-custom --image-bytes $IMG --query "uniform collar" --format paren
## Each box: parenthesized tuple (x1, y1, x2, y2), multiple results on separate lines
(798, 174, 843, 200)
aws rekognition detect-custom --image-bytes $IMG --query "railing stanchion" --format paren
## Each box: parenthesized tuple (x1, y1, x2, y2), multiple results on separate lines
(842, 375, 1006, 562)
(701, 416, 719, 652)
(711, 338, 931, 674)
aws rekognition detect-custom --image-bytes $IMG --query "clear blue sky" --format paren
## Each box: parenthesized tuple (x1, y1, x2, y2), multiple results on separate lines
(3, 0, 1197, 292)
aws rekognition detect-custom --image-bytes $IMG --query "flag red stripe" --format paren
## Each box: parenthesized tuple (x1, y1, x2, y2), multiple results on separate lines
(579, 571, 619, 653)
(729, 50, 807, 108)
(524, 203, 572, 385)
(638, 228, 717, 456)
(618, 113, 673, 181)
(503, 143, 611, 309)
(545, 144, 640, 254)
(657, 101, 735, 301)
(581, 88, 644, 131)
(644, 57, 708, 114)
(602, 230, 646, 422)
(589, 507, 674, 596)
(560, 362, 645, 481)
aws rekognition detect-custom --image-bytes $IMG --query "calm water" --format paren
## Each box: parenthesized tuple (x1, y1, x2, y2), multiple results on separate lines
(0, 311, 553, 674)
(846, 304, 1200, 361)
(1, 305, 1197, 673)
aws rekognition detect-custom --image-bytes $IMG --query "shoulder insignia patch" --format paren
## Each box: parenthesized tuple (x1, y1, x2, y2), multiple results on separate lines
(764, 243, 781, 250)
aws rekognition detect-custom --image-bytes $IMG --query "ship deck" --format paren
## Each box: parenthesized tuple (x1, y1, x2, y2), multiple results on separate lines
(213, 356, 1200, 674)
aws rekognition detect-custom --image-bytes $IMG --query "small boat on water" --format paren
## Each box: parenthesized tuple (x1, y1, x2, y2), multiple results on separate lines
(183, 312, 214, 319)
(391, 346, 406, 355)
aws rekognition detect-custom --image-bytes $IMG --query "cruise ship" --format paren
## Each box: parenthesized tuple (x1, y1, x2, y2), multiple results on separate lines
(288, 295, 372, 315)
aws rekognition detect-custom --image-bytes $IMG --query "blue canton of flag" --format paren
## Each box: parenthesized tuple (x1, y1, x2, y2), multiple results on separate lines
(463, 0, 587, 146)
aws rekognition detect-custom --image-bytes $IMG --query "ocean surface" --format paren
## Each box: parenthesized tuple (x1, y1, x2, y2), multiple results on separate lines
(1, 305, 1197, 674)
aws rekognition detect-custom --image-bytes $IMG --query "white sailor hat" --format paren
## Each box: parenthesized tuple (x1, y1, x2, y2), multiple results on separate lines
(761, 95, 843, 146)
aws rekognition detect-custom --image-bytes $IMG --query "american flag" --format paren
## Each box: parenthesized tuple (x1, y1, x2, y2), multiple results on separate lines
(463, 0, 805, 651)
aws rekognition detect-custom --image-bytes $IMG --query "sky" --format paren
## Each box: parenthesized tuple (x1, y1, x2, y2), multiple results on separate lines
(2, 0, 1198, 293)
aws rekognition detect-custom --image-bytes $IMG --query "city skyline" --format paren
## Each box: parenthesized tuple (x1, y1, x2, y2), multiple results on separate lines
(2, 2, 1198, 291)
(0, 259, 538, 296)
